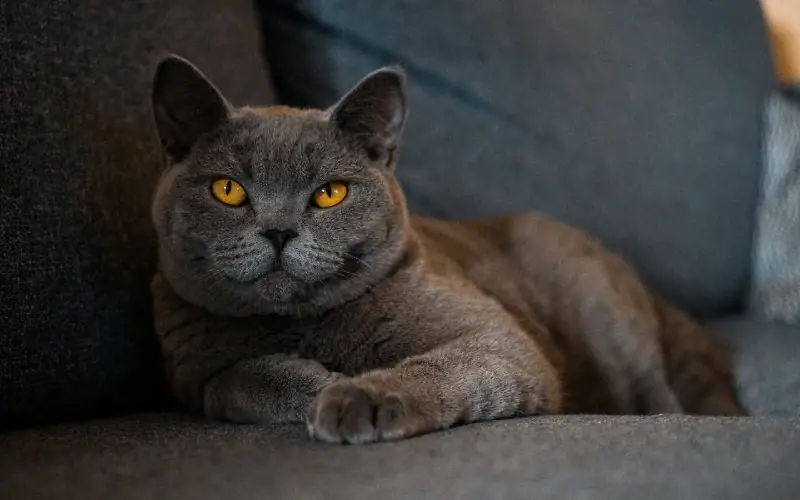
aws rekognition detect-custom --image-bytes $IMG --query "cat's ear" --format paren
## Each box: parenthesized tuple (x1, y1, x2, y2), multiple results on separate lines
(151, 54, 233, 164)
(326, 66, 409, 167)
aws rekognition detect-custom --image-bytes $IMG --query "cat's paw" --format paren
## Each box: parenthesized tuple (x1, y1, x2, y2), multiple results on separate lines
(306, 378, 430, 444)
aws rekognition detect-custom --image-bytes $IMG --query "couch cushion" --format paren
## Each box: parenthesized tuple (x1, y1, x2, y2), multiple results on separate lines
(0, 0, 275, 430)
(2, 413, 799, 500)
(710, 318, 800, 416)
(257, 0, 775, 317)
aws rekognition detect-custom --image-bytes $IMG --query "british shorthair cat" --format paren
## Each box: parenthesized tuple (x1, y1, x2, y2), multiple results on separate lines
(149, 55, 745, 444)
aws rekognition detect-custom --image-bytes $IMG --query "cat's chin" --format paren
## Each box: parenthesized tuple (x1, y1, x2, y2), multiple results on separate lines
(245, 270, 321, 307)
(245, 268, 368, 318)
(167, 250, 377, 317)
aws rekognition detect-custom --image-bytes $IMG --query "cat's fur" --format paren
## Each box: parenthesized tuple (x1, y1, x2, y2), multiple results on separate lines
(149, 55, 745, 444)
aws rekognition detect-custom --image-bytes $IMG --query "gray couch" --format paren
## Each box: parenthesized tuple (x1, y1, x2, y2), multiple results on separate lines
(2, 1, 799, 498)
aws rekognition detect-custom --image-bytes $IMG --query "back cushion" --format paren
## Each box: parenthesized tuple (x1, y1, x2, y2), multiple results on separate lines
(257, 0, 775, 317)
(0, 0, 275, 429)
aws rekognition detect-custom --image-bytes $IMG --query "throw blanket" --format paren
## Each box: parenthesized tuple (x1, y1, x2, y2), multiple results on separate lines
(750, 88, 800, 323)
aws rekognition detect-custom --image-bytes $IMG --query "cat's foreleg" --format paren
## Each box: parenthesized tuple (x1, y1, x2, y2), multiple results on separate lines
(203, 354, 341, 424)
(306, 325, 562, 444)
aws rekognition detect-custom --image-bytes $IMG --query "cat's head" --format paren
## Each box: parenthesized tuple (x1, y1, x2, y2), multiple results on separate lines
(150, 55, 411, 317)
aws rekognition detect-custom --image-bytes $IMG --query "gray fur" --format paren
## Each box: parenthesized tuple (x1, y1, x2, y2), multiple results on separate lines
(150, 55, 745, 444)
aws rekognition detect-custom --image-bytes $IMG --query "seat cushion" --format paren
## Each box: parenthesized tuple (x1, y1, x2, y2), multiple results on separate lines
(0, 0, 275, 430)
(710, 318, 800, 416)
(257, 0, 775, 317)
(2, 413, 799, 500)
(2, 320, 796, 499)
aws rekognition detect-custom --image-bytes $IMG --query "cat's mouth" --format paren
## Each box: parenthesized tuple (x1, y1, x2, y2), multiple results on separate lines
(225, 256, 290, 285)
(239, 266, 286, 285)
(238, 265, 298, 287)
(224, 252, 351, 290)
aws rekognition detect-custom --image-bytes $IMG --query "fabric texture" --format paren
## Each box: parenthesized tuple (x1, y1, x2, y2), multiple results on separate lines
(257, 0, 775, 318)
(750, 89, 800, 324)
(0, 0, 276, 430)
(708, 318, 800, 415)
(2, 413, 799, 500)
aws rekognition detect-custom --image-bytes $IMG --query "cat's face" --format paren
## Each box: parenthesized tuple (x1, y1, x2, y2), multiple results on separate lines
(150, 56, 410, 316)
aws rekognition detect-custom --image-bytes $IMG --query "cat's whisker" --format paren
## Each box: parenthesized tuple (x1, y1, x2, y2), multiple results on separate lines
(345, 252, 372, 270)
(214, 249, 259, 263)
(310, 252, 340, 264)
(200, 268, 228, 291)
(306, 242, 347, 259)
(334, 269, 357, 279)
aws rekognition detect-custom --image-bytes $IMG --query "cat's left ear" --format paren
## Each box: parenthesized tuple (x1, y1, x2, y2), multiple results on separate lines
(326, 66, 409, 168)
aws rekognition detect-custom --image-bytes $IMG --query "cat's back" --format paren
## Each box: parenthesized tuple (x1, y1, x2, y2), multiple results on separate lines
(410, 211, 607, 277)
(409, 210, 627, 326)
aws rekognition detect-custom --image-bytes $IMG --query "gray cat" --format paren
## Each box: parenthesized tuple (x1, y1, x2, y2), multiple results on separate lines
(149, 55, 745, 444)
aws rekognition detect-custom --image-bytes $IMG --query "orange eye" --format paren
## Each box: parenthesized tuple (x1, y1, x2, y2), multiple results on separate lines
(312, 181, 348, 208)
(211, 178, 248, 206)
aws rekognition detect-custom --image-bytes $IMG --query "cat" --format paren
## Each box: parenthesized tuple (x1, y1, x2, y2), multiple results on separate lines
(149, 54, 746, 444)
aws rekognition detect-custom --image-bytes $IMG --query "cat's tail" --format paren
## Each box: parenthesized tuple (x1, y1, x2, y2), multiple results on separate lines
(656, 299, 748, 416)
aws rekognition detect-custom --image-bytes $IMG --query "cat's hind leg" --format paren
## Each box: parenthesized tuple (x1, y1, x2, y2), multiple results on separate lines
(505, 214, 683, 414)
(656, 301, 747, 416)
(550, 254, 684, 415)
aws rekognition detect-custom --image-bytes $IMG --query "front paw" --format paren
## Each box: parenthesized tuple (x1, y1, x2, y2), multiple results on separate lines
(306, 378, 431, 444)
(203, 355, 341, 424)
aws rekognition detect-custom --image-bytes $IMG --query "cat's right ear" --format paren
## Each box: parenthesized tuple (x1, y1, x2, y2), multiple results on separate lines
(151, 54, 232, 164)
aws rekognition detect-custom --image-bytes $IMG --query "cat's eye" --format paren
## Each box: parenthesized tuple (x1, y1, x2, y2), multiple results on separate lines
(211, 178, 248, 206)
(312, 181, 348, 208)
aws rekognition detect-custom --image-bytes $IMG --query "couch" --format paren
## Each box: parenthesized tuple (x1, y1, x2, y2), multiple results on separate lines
(2, 1, 799, 498)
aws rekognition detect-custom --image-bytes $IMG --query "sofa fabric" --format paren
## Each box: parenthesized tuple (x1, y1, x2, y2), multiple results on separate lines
(710, 318, 800, 416)
(257, 0, 775, 318)
(750, 90, 800, 324)
(2, 413, 799, 500)
(0, 0, 276, 430)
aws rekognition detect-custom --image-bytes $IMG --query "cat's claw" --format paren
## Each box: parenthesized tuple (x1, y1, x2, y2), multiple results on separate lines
(306, 378, 428, 444)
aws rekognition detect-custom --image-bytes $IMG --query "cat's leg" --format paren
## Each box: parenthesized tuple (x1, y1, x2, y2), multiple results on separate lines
(552, 255, 684, 415)
(306, 324, 562, 444)
(560, 254, 744, 415)
(657, 301, 747, 416)
(500, 214, 685, 414)
(203, 354, 341, 424)
(153, 275, 338, 424)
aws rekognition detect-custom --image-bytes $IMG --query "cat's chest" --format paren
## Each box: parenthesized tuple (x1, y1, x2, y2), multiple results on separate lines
(197, 279, 427, 374)
(239, 272, 465, 374)
(291, 299, 409, 375)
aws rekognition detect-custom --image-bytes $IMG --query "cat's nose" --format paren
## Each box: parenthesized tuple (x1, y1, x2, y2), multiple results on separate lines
(260, 229, 298, 252)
